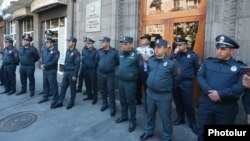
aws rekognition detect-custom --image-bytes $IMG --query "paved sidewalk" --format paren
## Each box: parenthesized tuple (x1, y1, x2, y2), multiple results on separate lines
(0, 65, 198, 141)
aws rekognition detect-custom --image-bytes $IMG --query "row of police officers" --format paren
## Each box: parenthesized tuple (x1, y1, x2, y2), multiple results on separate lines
(0, 33, 249, 141)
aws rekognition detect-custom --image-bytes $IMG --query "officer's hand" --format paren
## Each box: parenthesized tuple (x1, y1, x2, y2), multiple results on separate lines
(174, 47, 179, 54)
(72, 77, 77, 81)
(243, 74, 250, 88)
(208, 90, 221, 102)
(40, 65, 46, 70)
(143, 55, 150, 61)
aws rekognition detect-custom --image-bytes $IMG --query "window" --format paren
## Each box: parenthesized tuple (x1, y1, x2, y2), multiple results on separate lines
(9, 21, 16, 45)
(22, 18, 34, 39)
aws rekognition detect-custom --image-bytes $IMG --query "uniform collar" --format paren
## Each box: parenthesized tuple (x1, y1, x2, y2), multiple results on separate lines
(214, 57, 234, 65)
(153, 55, 167, 62)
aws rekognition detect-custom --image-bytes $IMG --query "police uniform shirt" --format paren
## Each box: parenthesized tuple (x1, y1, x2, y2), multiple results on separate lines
(198, 57, 245, 101)
(3, 47, 19, 65)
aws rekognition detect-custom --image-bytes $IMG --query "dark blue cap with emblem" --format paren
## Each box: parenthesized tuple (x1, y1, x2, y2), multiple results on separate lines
(45, 30, 54, 35)
(120, 36, 133, 43)
(175, 37, 187, 45)
(22, 34, 33, 41)
(140, 34, 151, 41)
(4, 36, 14, 43)
(215, 35, 239, 49)
(66, 36, 77, 43)
(155, 39, 168, 47)
(99, 36, 110, 42)
(46, 37, 54, 42)
(85, 37, 95, 43)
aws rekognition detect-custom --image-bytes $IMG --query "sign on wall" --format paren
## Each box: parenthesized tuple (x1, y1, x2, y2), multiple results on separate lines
(85, 0, 101, 32)
(58, 26, 66, 65)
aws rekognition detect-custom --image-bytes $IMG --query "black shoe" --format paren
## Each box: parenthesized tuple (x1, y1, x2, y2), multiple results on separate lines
(92, 98, 97, 105)
(38, 98, 49, 104)
(110, 109, 116, 117)
(30, 92, 35, 97)
(16, 91, 26, 95)
(128, 123, 136, 132)
(50, 101, 57, 109)
(48, 93, 52, 97)
(7, 91, 16, 95)
(136, 100, 142, 105)
(53, 103, 63, 109)
(115, 117, 128, 123)
(83, 91, 87, 95)
(140, 133, 154, 141)
(0, 91, 10, 94)
(82, 96, 92, 101)
(0, 83, 3, 86)
(173, 118, 185, 125)
(76, 89, 82, 93)
(100, 105, 108, 112)
(39, 92, 43, 95)
(66, 102, 75, 110)
(190, 123, 198, 135)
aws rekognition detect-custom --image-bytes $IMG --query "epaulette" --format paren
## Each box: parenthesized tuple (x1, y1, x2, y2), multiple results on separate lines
(236, 60, 247, 66)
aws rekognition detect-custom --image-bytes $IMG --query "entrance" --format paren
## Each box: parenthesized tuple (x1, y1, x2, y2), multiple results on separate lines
(140, 0, 207, 107)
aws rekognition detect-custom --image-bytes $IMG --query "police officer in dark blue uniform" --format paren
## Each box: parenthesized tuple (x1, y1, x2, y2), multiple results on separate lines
(39, 30, 55, 96)
(38, 37, 60, 108)
(170, 37, 200, 134)
(17, 34, 40, 97)
(0, 36, 19, 95)
(115, 36, 141, 132)
(52, 36, 80, 110)
(197, 35, 245, 141)
(82, 37, 98, 105)
(97, 36, 119, 117)
(140, 39, 180, 141)
(76, 36, 88, 93)
(242, 73, 250, 124)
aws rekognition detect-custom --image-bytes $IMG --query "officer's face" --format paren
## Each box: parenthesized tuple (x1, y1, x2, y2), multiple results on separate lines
(86, 43, 94, 49)
(122, 42, 132, 52)
(101, 41, 110, 48)
(140, 38, 149, 46)
(216, 47, 234, 60)
(177, 43, 188, 52)
(67, 41, 76, 48)
(5, 42, 11, 48)
(23, 40, 30, 46)
(46, 41, 53, 48)
(154, 45, 166, 58)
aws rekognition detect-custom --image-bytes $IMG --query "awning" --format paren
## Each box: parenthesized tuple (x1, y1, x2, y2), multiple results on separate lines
(31, 0, 67, 13)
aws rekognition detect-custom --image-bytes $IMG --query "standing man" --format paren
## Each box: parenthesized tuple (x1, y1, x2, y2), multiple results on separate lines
(140, 39, 180, 141)
(82, 37, 98, 105)
(197, 35, 245, 141)
(242, 73, 250, 125)
(0, 36, 19, 95)
(97, 36, 119, 117)
(115, 36, 140, 132)
(17, 34, 40, 97)
(52, 36, 80, 110)
(170, 37, 200, 134)
(76, 37, 87, 93)
(137, 34, 154, 108)
(38, 37, 60, 109)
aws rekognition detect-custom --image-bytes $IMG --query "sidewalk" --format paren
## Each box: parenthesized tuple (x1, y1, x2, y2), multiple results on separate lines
(0, 65, 197, 141)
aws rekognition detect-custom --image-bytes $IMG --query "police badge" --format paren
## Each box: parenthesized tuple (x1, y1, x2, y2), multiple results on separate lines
(71, 52, 74, 56)
(50, 51, 53, 54)
(187, 54, 191, 59)
(230, 65, 237, 72)
(163, 61, 168, 67)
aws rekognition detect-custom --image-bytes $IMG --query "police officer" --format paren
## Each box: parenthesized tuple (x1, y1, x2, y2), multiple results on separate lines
(38, 38, 60, 108)
(76, 36, 87, 93)
(242, 74, 250, 125)
(17, 34, 40, 97)
(97, 36, 119, 117)
(197, 35, 245, 141)
(39, 30, 55, 96)
(140, 39, 180, 141)
(52, 36, 80, 110)
(0, 36, 19, 95)
(170, 37, 200, 134)
(115, 36, 141, 132)
(82, 37, 98, 105)
(137, 34, 154, 109)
